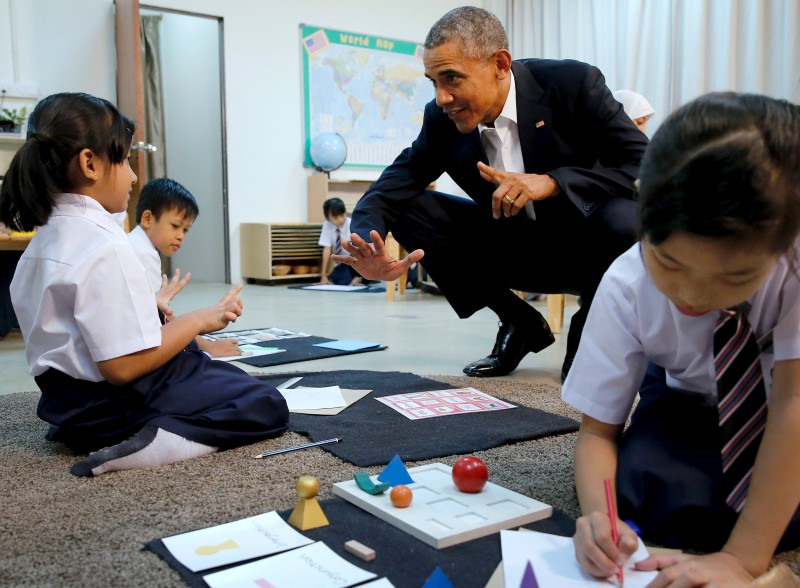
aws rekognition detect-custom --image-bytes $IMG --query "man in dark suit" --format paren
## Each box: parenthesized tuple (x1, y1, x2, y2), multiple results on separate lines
(335, 6, 648, 381)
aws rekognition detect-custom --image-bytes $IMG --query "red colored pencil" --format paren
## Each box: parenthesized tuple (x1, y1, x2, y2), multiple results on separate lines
(604, 478, 624, 587)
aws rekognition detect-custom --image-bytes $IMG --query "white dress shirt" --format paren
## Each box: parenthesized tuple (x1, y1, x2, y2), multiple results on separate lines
(128, 224, 164, 290)
(11, 194, 162, 381)
(562, 241, 800, 425)
(478, 72, 535, 219)
(318, 217, 353, 254)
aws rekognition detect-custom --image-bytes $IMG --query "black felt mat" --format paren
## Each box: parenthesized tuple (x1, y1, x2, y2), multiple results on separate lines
(235, 336, 387, 368)
(257, 370, 580, 467)
(144, 497, 577, 588)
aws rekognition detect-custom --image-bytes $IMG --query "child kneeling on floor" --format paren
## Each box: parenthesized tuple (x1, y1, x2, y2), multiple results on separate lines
(0, 92, 289, 477)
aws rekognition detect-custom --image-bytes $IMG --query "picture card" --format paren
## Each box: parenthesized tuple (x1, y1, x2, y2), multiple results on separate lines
(376, 388, 516, 420)
(203, 327, 311, 344)
(209, 345, 285, 362)
(161, 511, 312, 572)
(203, 541, 377, 588)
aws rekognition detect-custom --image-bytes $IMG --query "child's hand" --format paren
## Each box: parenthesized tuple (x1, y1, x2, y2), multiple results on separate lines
(199, 284, 244, 334)
(320, 275, 330, 285)
(349, 276, 363, 286)
(573, 511, 638, 580)
(199, 337, 241, 357)
(156, 269, 191, 318)
(634, 551, 754, 587)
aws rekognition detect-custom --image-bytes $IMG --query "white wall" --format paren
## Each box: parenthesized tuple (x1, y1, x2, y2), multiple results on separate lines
(2, 0, 474, 282)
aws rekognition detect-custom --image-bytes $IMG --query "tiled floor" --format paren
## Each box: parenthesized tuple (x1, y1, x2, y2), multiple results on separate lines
(0, 282, 578, 396)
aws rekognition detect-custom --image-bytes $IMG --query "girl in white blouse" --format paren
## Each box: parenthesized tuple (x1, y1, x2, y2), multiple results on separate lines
(563, 93, 800, 587)
(0, 93, 288, 477)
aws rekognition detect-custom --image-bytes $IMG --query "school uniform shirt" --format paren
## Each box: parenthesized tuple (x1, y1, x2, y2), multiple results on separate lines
(562, 241, 800, 425)
(318, 217, 353, 255)
(128, 224, 163, 290)
(10, 193, 162, 381)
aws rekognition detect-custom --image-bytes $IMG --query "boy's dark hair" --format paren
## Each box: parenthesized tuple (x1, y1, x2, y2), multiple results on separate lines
(136, 178, 199, 224)
(0, 92, 135, 232)
(322, 197, 346, 219)
(639, 92, 800, 253)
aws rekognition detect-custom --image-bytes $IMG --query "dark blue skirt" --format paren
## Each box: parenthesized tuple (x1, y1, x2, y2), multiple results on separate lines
(35, 349, 288, 453)
(617, 363, 800, 552)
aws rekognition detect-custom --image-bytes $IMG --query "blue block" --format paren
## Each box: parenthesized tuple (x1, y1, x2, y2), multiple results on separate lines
(377, 454, 414, 486)
(422, 566, 454, 588)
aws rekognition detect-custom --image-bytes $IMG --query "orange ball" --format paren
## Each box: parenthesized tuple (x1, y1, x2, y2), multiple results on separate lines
(390, 484, 413, 508)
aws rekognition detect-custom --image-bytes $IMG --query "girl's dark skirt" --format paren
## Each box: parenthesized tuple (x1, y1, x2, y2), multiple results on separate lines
(35, 349, 289, 453)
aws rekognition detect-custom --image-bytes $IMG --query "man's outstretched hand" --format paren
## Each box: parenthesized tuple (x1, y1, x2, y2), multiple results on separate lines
(332, 230, 424, 281)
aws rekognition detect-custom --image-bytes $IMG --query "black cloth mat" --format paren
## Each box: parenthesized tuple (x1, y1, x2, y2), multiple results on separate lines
(257, 370, 580, 467)
(235, 336, 387, 368)
(288, 284, 387, 292)
(144, 497, 577, 588)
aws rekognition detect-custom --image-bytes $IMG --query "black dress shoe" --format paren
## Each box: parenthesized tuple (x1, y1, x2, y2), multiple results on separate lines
(463, 314, 555, 377)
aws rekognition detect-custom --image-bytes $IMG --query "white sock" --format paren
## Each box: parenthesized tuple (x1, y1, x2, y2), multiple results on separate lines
(70, 426, 217, 477)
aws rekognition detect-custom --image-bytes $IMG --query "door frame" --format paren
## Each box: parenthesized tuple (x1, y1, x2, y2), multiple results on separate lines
(115, 1, 231, 282)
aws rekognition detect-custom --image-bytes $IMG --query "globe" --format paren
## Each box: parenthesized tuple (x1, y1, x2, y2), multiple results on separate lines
(309, 132, 347, 173)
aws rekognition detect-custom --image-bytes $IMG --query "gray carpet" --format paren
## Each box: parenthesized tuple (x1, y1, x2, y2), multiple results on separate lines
(1, 375, 797, 587)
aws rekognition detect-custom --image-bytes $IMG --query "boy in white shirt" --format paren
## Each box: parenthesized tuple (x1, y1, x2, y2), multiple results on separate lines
(318, 197, 363, 286)
(129, 178, 239, 357)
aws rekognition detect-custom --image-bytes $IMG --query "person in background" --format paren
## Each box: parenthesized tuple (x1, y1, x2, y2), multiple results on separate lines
(129, 177, 240, 357)
(613, 89, 655, 134)
(564, 92, 800, 586)
(0, 92, 289, 477)
(335, 6, 647, 382)
(318, 197, 363, 286)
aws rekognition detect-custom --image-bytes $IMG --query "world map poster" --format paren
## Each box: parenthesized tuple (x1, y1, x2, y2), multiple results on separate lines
(301, 24, 432, 168)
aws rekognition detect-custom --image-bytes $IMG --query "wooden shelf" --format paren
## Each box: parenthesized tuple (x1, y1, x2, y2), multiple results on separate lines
(307, 175, 373, 223)
(240, 223, 324, 282)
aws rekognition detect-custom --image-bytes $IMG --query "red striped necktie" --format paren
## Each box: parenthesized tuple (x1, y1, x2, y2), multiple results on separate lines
(714, 306, 768, 512)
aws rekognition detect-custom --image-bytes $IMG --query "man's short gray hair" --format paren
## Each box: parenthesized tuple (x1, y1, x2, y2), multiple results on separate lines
(424, 6, 508, 60)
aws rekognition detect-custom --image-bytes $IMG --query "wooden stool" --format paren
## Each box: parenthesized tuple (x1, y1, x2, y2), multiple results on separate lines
(513, 291, 567, 334)
(384, 233, 407, 302)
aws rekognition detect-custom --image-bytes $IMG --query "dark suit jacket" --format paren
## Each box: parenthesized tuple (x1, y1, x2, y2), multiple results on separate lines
(351, 58, 649, 238)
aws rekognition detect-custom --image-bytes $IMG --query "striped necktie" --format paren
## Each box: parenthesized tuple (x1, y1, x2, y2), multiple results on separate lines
(334, 228, 342, 256)
(714, 306, 768, 512)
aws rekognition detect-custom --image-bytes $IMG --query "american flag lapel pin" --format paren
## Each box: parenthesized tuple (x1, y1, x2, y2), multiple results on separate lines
(535, 120, 545, 128)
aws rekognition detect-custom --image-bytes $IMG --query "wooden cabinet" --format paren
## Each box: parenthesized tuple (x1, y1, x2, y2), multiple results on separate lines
(0, 133, 25, 178)
(240, 223, 323, 282)
(307, 175, 373, 222)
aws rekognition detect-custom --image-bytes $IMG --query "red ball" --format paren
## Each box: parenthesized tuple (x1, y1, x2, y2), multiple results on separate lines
(452, 456, 489, 493)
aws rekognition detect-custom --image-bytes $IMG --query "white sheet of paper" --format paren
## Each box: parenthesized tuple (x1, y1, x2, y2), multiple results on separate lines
(203, 541, 377, 588)
(279, 385, 347, 411)
(301, 284, 368, 291)
(359, 579, 396, 588)
(161, 511, 312, 572)
(500, 530, 658, 588)
(210, 345, 286, 362)
(290, 388, 372, 415)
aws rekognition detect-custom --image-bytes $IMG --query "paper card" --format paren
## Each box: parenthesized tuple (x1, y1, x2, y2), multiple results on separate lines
(204, 327, 311, 343)
(209, 345, 286, 362)
(359, 579, 396, 588)
(161, 511, 312, 572)
(203, 541, 377, 588)
(376, 388, 516, 420)
(279, 385, 347, 411)
(301, 284, 368, 291)
(313, 340, 381, 351)
(500, 530, 658, 587)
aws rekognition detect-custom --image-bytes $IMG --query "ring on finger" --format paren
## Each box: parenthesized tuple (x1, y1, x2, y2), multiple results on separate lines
(504, 195, 516, 205)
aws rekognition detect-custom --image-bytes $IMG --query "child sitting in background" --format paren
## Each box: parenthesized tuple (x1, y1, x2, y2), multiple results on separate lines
(1, 92, 288, 477)
(128, 177, 240, 357)
(564, 92, 800, 586)
(318, 197, 363, 286)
